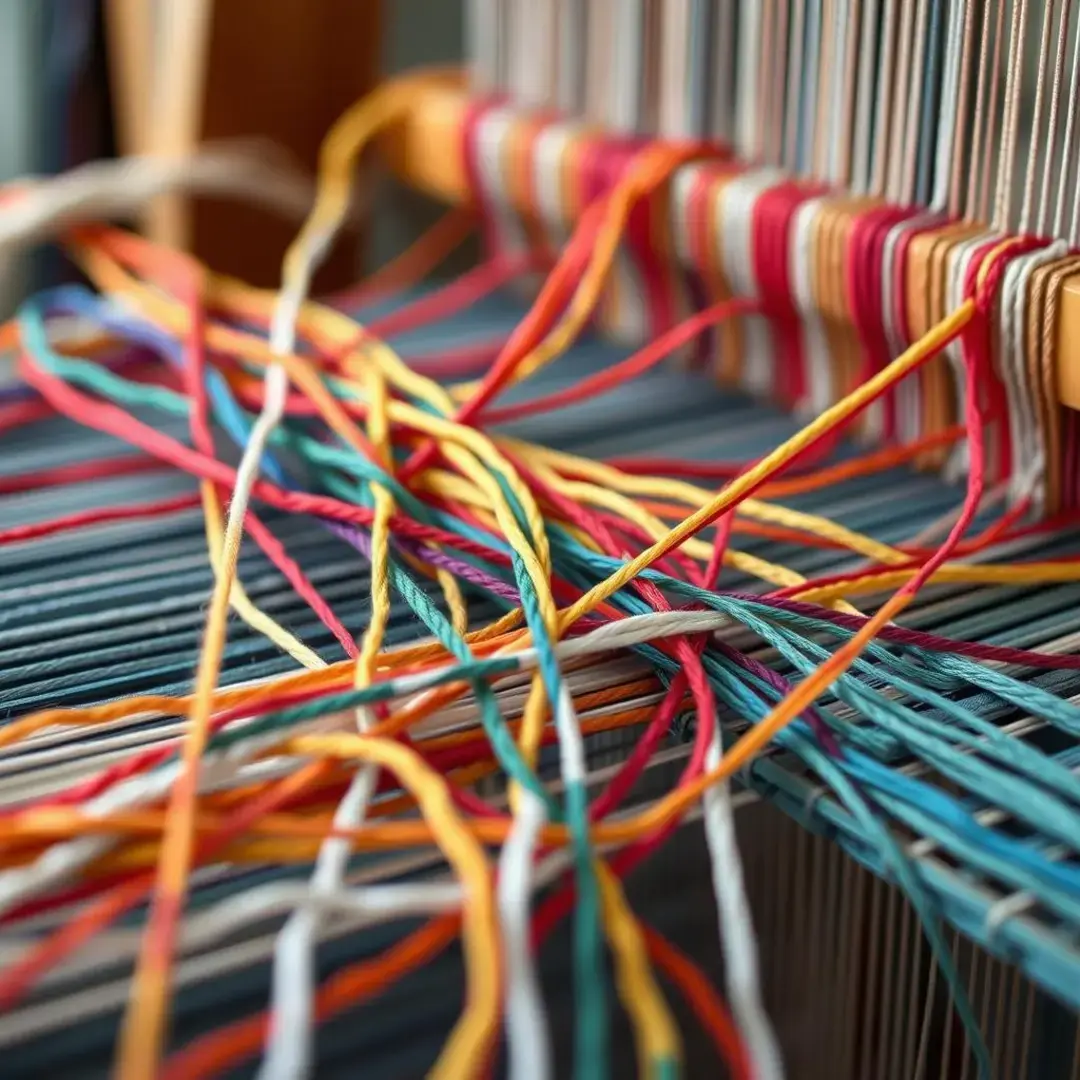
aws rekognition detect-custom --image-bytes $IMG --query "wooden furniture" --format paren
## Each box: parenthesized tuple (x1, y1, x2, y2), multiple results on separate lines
(104, 0, 381, 290)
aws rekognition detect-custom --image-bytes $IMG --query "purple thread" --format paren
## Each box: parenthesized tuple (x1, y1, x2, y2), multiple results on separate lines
(322, 516, 523, 607)
(710, 638, 842, 757)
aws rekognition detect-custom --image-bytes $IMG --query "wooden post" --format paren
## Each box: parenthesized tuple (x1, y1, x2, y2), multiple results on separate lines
(106, 0, 382, 289)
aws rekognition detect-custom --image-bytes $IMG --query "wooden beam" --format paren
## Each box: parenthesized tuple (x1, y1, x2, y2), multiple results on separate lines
(379, 80, 1080, 412)
(105, 0, 382, 289)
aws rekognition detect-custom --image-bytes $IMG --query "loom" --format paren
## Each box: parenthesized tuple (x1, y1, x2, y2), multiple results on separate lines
(3, 2, 1080, 1077)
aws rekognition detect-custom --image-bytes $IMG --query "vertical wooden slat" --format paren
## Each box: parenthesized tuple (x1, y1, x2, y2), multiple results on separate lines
(146, 0, 214, 249)
(104, 0, 153, 155)
(105, 0, 381, 289)
(193, 0, 381, 288)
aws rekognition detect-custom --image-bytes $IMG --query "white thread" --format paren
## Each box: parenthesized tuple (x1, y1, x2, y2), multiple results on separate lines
(0, 613, 740, 914)
(1005, 242, 1065, 514)
(827, 0, 853, 185)
(717, 167, 781, 399)
(0, 146, 314, 253)
(799, 0, 824, 179)
(702, 723, 786, 1079)
(556, 0, 587, 114)
(669, 162, 703, 366)
(259, 763, 380, 1080)
(2, 608, 738, 788)
(1058, 0, 1080, 241)
(898, 0, 932, 208)
(1035, 0, 1072, 238)
(14, 749, 731, 987)
(850, 0, 882, 195)
(880, 212, 937, 446)
(929, 0, 966, 212)
(940, 231, 986, 483)
(789, 195, 836, 423)
(475, 106, 532, 261)
(611, 0, 645, 133)
(996, 253, 1034, 507)
(1, 787, 764, 1045)
(466, 0, 501, 93)
(534, 120, 580, 251)
(984, 891, 1034, 937)
(781, 0, 806, 171)
(670, 165, 702, 269)
(712, 0, 737, 145)
(735, 0, 763, 160)
(870, 0, 902, 197)
(497, 789, 553, 1080)
(1019, 0, 1058, 236)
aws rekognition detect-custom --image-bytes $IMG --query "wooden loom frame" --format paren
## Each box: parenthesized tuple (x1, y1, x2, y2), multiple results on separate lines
(105, 0, 382, 291)
(376, 73, 1080, 413)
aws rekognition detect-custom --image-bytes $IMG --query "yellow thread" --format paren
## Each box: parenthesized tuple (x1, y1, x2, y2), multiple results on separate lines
(555, 305, 976, 632)
(201, 489, 326, 670)
(597, 861, 683, 1074)
(290, 732, 501, 1080)
(77, 245, 1006, 611)
(115, 72, 444, 1080)
(789, 560, 1080, 603)
(505, 438, 913, 569)
(13, 89, 1051, 1079)
(355, 364, 395, 697)
(527, 459, 819, 594)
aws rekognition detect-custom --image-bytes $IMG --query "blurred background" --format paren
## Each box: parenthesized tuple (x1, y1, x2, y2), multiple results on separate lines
(0, 0, 1057, 320)
(0, 0, 466, 316)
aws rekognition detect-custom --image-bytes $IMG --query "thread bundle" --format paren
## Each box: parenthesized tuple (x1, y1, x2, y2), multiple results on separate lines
(464, 0, 1080, 519)
(0, 67, 1078, 1080)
